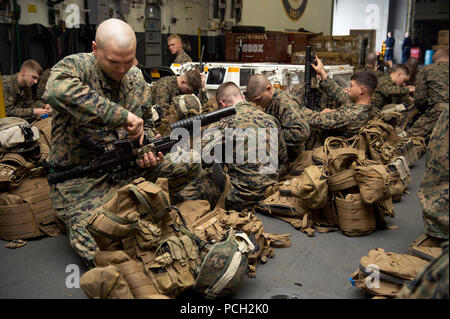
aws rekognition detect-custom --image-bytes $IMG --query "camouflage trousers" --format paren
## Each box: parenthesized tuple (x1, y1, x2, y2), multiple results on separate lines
(397, 241, 449, 299)
(176, 168, 270, 212)
(51, 150, 201, 266)
(408, 103, 448, 141)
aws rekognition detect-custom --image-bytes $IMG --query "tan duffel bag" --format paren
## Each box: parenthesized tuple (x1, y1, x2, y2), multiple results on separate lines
(335, 193, 376, 237)
(354, 165, 391, 205)
(350, 248, 429, 298)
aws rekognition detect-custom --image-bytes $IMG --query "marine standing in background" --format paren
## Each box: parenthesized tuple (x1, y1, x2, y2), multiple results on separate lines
(408, 48, 449, 141)
(178, 81, 288, 211)
(1, 59, 51, 122)
(371, 64, 414, 111)
(43, 19, 200, 266)
(246, 74, 310, 159)
(384, 32, 395, 64)
(167, 34, 192, 64)
(402, 32, 413, 64)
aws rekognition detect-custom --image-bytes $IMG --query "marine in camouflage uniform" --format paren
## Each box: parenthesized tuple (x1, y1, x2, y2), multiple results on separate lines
(34, 68, 51, 108)
(417, 105, 449, 240)
(408, 60, 449, 140)
(177, 101, 288, 211)
(362, 65, 385, 78)
(301, 76, 371, 147)
(1, 73, 38, 122)
(262, 88, 310, 158)
(371, 74, 411, 110)
(44, 52, 201, 265)
(151, 74, 208, 115)
(290, 82, 338, 112)
(174, 49, 192, 64)
(397, 241, 449, 299)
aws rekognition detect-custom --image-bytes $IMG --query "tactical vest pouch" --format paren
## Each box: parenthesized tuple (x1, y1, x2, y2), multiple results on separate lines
(80, 264, 135, 299)
(394, 138, 418, 167)
(350, 248, 429, 297)
(387, 171, 406, 202)
(335, 193, 376, 237)
(288, 150, 314, 175)
(387, 157, 411, 199)
(0, 177, 62, 240)
(87, 178, 170, 248)
(0, 152, 36, 190)
(354, 165, 391, 205)
(295, 165, 328, 209)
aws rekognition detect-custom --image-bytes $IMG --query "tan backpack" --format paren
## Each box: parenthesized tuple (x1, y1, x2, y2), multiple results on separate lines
(294, 165, 328, 210)
(354, 164, 391, 205)
(350, 248, 430, 297)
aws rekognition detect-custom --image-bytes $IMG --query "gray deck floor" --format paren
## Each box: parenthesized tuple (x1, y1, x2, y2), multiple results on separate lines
(0, 156, 427, 299)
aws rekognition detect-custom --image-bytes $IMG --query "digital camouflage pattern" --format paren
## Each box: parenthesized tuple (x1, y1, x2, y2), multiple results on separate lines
(1, 73, 36, 121)
(301, 77, 371, 145)
(44, 52, 201, 264)
(151, 75, 208, 112)
(408, 61, 449, 140)
(372, 74, 411, 110)
(174, 49, 192, 64)
(177, 101, 288, 211)
(34, 68, 51, 108)
(417, 104, 449, 240)
(398, 241, 449, 299)
(290, 83, 338, 112)
(265, 88, 310, 151)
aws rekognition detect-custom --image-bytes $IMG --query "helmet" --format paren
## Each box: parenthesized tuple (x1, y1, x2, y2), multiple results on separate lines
(172, 94, 202, 119)
(194, 228, 255, 298)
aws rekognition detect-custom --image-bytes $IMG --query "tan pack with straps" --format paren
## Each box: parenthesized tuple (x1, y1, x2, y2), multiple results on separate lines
(0, 152, 36, 190)
(0, 176, 62, 240)
(335, 193, 376, 237)
(394, 138, 418, 167)
(354, 164, 391, 205)
(294, 165, 328, 209)
(350, 248, 429, 297)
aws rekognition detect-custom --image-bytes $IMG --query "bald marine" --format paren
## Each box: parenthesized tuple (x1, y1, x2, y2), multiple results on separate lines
(92, 18, 137, 82)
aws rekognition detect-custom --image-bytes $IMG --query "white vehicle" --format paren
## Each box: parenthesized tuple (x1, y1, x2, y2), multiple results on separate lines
(171, 62, 354, 98)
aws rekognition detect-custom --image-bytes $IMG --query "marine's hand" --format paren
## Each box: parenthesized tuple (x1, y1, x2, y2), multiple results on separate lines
(125, 112, 144, 140)
(138, 133, 164, 168)
(311, 55, 328, 80)
(33, 108, 52, 116)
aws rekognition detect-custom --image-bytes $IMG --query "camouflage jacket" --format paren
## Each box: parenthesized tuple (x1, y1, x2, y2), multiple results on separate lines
(34, 69, 51, 108)
(43, 53, 155, 167)
(290, 83, 337, 112)
(1, 73, 35, 119)
(414, 61, 449, 111)
(203, 101, 288, 201)
(151, 75, 207, 112)
(265, 88, 310, 148)
(372, 74, 410, 110)
(302, 77, 370, 138)
(174, 49, 192, 64)
(418, 104, 449, 239)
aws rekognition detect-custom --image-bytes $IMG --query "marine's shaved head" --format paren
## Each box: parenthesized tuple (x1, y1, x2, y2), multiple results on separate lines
(246, 74, 271, 99)
(95, 18, 136, 50)
(365, 53, 378, 65)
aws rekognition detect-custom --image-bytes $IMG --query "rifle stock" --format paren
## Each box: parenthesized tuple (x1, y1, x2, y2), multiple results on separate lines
(46, 106, 236, 184)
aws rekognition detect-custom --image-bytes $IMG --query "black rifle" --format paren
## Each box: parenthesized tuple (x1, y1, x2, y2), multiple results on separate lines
(304, 45, 319, 111)
(46, 106, 236, 185)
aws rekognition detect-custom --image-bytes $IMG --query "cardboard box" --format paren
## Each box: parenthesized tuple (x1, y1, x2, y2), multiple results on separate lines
(438, 30, 449, 46)
(432, 45, 449, 51)
(314, 51, 359, 67)
(308, 35, 359, 54)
